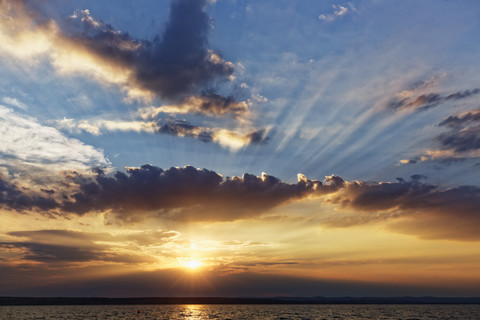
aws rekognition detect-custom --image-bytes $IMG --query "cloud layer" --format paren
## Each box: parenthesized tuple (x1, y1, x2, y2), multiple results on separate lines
(1, 163, 479, 241)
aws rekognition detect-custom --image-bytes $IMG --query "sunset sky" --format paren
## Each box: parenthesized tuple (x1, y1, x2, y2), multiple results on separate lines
(1, 0, 480, 297)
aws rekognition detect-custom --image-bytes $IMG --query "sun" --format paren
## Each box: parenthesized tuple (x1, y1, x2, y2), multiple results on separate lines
(184, 259, 203, 270)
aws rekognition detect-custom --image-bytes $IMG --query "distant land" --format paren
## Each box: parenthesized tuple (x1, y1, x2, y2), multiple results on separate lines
(1, 297, 480, 305)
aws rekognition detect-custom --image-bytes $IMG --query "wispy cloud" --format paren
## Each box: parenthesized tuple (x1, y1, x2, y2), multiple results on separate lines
(387, 87, 480, 112)
(318, 3, 355, 22)
(55, 118, 156, 136)
(1, 97, 27, 110)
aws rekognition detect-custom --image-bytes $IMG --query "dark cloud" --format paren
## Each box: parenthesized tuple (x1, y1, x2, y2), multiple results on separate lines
(436, 109, 480, 153)
(409, 77, 439, 91)
(1, 242, 107, 263)
(67, 0, 235, 103)
(387, 89, 480, 111)
(157, 120, 213, 142)
(0, 167, 343, 221)
(62, 165, 343, 221)
(439, 110, 480, 128)
(186, 92, 248, 117)
(330, 179, 480, 241)
(399, 109, 480, 165)
(445, 88, 480, 101)
(2, 230, 157, 264)
(436, 124, 480, 152)
(7, 0, 242, 114)
(0, 178, 58, 212)
(410, 174, 427, 181)
(246, 129, 270, 144)
(155, 120, 269, 147)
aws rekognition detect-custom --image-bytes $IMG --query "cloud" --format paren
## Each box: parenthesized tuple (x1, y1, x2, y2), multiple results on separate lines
(436, 125, 480, 153)
(138, 93, 248, 118)
(0, 0, 238, 108)
(318, 3, 355, 22)
(245, 129, 270, 144)
(1, 242, 125, 263)
(61, 165, 344, 222)
(1, 97, 27, 110)
(397, 149, 479, 165)
(210, 128, 269, 150)
(0, 177, 58, 212)
(397, 110, 480, 165)
(2, 162, 479, 240)
(436, 109, 480, 153)
(387, 88, 480, 112)
(328, 178, 480, 241)
(0, 106, 109, 191)
(0, 107, 105, 166)
(7, 229, 179, 249)
(157, 120, 213, 143)
(54, 115, 269, 151)
(55, 118, 156, 136)
(439, 109, 480, 128)
(2, 230, 156, 264)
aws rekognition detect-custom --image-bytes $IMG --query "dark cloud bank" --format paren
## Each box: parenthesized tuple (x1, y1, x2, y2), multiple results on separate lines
(1, 165, 480, 241)
(62, 165, 343, 221)
(332, 178, 480, 241)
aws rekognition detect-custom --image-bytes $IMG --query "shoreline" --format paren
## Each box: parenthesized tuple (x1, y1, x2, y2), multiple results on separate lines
(2, 297, 480, 306)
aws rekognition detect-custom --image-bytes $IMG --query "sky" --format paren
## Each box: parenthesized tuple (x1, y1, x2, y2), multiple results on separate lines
(0, 0, 480, 297)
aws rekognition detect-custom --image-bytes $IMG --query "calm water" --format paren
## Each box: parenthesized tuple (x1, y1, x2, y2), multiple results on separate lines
(0, 304, 479, 320)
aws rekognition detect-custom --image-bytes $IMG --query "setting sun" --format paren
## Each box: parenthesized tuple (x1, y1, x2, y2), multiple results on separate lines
(184, 260, 203, 270)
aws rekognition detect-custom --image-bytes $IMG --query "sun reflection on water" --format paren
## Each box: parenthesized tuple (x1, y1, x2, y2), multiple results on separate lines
(181, 304, 205, 320)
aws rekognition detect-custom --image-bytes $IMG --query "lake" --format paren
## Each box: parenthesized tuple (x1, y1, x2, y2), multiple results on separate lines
(1, 304, 478, 319)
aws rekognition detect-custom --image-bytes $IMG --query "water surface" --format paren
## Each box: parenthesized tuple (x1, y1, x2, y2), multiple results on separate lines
(1, 304, 478, 319)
